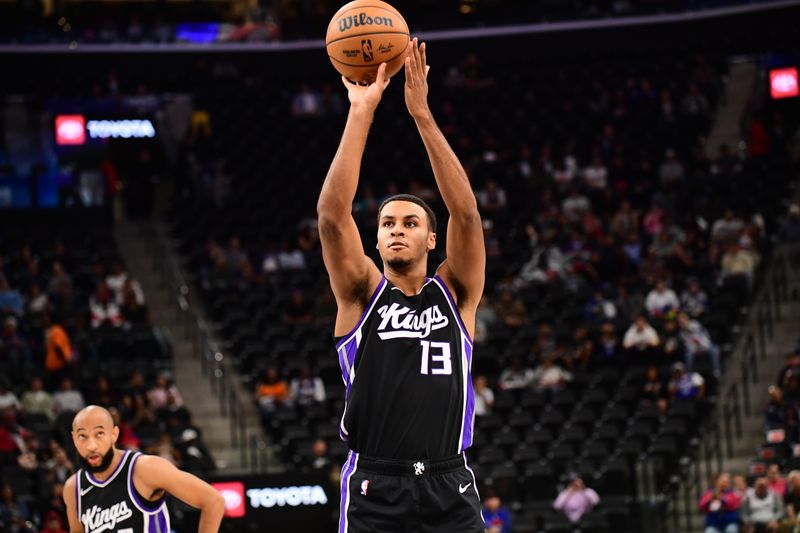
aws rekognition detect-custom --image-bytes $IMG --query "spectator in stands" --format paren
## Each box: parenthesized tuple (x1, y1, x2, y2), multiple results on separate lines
(474, 375, 494, 416)
(22, 376, 54, 420)
(498, 356, 535, 391)
(764, 386, 789, 433)
(615, 284, 643, 322)
(105, 260, 128, 297)
(554, 473, 600, 524)
(44, 314, 73, 388)
(678, 311, 721, 378)
(482, 494, 512, 533)
(476, 179, 507, 215)
(514, 227, 565, 289)
(561, 186, 591, 223)
(734, 476, 749, 501)
(25, 283, 48, 316)
(0, 483, 34, 533)
(596, 322, 620, 363)
(661, 319, 684, 364)
(623, 314, 660, 360)
(89, 376, 116, 408)
(282, 289, 314, 326)
(291, 84, 322, 118)
(681, 277, 709, 318)
(120, 284, 150, 326)
(89, 281, 122, 328)
(721, 241, 758, 290)
(52, 377, 84, 416)
(531, 355, 572, 391)
(148, 374, 184, 410)
(0, 275, 23, 317)
(39, 510, 67, 533)
(669, 362, 705, 400)
(712, 209, 745, 244)
(277, 239, 306, 270)
(0, 316, 30, 367)
(699, 472, 741, 533)
(780, 203, 800, 243)
(46, 262, 72, 299)
(288, 367, 325, 406)
(741, 476, 783, 533)
(611, 200, 640, 237)
(642, 365, 668, 414)
(0, 379, 21, 412)
(645, 279, 680, 319)
(781, 471, 800, 532)
(45, 445, 74, 485)
(582, 154, 608, 190)
(256, 367, 288, 425)
(767, 464, 787, 498)
(494, 290, 527, 330)
(309, 439, 331, 472)
(659, 148, 685, 186)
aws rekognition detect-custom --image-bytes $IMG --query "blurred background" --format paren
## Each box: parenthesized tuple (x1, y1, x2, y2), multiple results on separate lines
(0, 1, 799, 532)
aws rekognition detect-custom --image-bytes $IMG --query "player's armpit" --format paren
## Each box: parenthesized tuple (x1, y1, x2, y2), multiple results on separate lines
(63, 474, 85, 533)
(133, 455, 224, 532)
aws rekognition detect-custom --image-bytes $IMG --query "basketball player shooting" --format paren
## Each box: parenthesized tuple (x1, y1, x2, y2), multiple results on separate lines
(318, 38, 486, 532)
(63, 406, 225, 533)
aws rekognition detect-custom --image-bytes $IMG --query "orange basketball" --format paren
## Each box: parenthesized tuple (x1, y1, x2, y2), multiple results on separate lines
(325, 0, 410, 84)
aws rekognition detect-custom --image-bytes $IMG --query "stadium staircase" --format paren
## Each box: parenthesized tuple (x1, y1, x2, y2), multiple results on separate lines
(705, 57, 758, 158)
(115, 218, 271, 472)
(660, 245, 800, 532)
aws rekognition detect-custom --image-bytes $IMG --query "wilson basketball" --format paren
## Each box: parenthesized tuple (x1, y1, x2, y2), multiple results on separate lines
(325, 0, 410, 84)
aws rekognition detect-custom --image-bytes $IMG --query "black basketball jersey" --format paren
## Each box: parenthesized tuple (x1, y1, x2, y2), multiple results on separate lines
(75, 450, 171, 533)
(336, 275, 475, 460)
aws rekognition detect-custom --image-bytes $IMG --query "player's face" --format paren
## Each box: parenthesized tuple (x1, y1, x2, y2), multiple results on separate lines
(377, 201, 435, 270)
(72, 412, 119, 474)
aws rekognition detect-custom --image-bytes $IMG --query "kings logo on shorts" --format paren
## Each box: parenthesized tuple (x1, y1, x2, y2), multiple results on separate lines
(376, 303, 449, 340)
(81, 501, 133, 533)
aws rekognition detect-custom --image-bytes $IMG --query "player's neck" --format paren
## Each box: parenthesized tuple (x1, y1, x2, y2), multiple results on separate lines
(91, 449, 125, 482)
(384, 266, 428, 296)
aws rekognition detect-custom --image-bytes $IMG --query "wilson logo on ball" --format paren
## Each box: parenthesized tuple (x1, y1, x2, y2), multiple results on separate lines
(337, 13, 394, 32)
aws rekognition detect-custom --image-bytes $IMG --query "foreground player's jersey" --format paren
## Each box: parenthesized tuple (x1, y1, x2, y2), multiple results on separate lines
(336, 275, 475, 460)
(76, 450, 171, 533)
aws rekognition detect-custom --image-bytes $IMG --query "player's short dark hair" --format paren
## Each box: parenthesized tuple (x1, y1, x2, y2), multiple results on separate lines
(378, 194, 437, 233)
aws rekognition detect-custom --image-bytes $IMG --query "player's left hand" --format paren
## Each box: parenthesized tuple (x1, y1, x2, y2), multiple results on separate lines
(404, 38, 431, 120)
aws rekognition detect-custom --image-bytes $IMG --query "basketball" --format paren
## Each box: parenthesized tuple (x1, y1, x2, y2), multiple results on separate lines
(325, 0, 410, 84)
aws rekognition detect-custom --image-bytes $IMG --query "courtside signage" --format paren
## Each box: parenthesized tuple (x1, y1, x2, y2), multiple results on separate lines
(55, 115, 157, 145)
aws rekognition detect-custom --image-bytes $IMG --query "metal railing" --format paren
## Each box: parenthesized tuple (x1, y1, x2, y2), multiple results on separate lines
(637, 246, 790, 531)
(140, 221, 272, 473)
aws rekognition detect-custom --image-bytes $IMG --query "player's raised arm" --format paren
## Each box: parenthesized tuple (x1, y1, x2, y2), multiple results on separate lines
(404, 39, 485, 317)
(63, 474, 85, 533)
(317, 65, 389, 325)
(133, 455, 224, 533)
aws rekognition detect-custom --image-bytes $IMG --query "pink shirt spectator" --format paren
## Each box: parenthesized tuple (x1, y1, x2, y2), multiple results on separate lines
(554, 485, 600, 523)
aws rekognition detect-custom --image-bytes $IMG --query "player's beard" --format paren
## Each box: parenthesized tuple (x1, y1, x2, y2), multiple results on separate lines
(80, 446, 115, 474)
(387, 257, 413, 271)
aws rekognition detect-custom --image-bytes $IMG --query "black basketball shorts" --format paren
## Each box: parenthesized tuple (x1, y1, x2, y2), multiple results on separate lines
(338, 451, 485, 533)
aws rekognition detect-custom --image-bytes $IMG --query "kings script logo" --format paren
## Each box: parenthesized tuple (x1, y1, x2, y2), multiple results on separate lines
(376, 303, 449, 340)
(81, 502, 134, 533)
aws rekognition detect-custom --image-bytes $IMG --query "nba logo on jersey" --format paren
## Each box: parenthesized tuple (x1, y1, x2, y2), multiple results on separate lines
(360, 480, 370, 496)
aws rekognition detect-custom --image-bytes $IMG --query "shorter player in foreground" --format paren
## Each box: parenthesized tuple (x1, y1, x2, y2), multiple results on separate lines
(63, 405, 225, 533)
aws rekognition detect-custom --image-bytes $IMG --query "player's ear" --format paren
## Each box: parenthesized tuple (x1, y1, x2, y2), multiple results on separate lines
(112, 425, 120, 444)
(427, 232, 436, 252)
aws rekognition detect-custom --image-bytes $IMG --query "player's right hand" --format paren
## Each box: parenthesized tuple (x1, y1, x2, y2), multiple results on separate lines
(342, 62, 389, 111)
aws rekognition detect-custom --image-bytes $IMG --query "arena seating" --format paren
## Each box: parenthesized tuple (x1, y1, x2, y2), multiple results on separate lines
(0, 214, 213, 530)
(163, 42, 792, 530)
